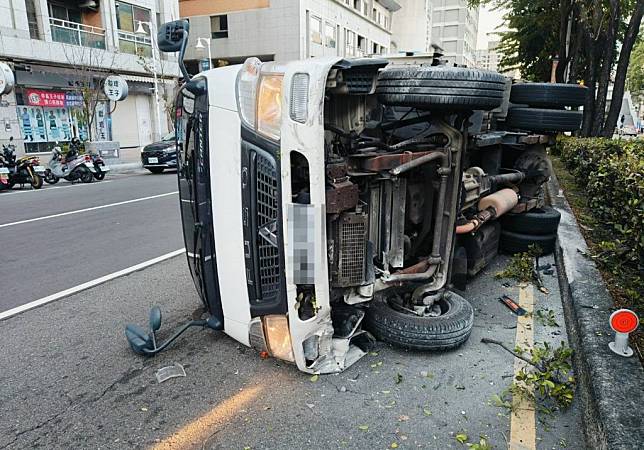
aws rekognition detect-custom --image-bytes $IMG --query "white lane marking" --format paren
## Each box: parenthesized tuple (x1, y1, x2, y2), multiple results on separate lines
(0, 248, 186, 321)
(0, 191, 178, 229)
(0, 180, 113, 195)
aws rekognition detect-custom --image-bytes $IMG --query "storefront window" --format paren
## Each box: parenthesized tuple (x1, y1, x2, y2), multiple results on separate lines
(15, 88, 100, 154)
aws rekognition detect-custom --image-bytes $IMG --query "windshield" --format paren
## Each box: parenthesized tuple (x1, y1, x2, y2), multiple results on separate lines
(161, 132, 175, 142)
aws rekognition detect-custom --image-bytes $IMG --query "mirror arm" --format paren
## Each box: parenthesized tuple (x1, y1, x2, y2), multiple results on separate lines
(142, 319, 208, 354)
(178, 30, 191, 82)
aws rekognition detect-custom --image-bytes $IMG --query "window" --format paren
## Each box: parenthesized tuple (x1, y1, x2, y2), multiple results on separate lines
(345, 29, 355, 56)
(49, 3, 82, 23)
(353, 0, 360, 11)
(384, 16, 389, 29)
(115, 1, 151, 33)
(309, 15, 322, 45)
(357, 35, 366, 55)
(25, 0, 40, 39)
(210, 15, 228, 39)
(115, 1, 151, 56)
(325, 22, 336, 48)
(363, 3, 369, 15)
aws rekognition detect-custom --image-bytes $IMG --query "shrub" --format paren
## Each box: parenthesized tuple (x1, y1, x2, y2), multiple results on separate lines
(554, 136, 644, 271)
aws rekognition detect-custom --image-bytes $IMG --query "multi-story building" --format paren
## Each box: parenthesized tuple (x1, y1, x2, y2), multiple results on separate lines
(179, 0, 401, 72)
(0, 0, 180, 156)
(390, 0, 433, 54)
(475, 36, 501, 72)
(430, 0, 478, 67)
(475, 34, 520, 78)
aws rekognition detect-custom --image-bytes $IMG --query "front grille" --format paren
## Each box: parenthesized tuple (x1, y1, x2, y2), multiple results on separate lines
(334, 213, 368, 287)
(255, 153, 280, 298)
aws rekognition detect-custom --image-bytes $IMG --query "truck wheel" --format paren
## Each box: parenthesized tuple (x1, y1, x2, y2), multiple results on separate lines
(510, 83, 588, 108)
(499, 229, 557, 255)
(500, 207, 561, 235)
(365, 290, 474, 351)
(505, 107, 583, 132)
(376, 67, 506, 111)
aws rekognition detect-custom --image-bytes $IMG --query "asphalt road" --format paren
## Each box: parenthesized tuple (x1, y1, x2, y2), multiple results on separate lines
(0, 252, 583, 450)
(0, 172, 183, 313)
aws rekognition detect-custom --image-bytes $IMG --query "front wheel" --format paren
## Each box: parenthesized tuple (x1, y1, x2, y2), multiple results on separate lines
(80, 167, 94, 183)
(30, 173, 43, 189)
(364, 290, 474, 351)
(44, 170, 59, 184)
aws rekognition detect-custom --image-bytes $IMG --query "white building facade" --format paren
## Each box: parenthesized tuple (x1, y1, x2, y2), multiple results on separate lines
(390, 0, 433, 54)
(182, 0, 400, 71)
(430, 0, 478, 67)
(0, 0, 180, 156)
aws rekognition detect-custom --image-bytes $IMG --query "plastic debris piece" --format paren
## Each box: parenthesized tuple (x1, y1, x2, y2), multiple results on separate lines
(155, 363, 186, 383)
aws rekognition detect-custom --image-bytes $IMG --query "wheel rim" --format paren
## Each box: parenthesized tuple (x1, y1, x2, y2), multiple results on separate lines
(387, 292, 451, 318)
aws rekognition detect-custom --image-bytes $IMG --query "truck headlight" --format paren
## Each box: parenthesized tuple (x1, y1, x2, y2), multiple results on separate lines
(263, 315, 295, 362)
(257, 74, 283, 140)
(236, 58, 284, 141)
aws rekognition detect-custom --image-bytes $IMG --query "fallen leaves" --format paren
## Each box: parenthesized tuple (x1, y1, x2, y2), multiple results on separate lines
(310, 374, 319, 382)
(357, 425, 369, 431)
(455, 432, 468, 444)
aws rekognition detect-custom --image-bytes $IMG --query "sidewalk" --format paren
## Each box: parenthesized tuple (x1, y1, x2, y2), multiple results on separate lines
(104, 147, 143, 173)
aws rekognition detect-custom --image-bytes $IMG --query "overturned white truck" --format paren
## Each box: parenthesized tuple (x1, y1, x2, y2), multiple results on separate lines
(126, 20, 587, 374)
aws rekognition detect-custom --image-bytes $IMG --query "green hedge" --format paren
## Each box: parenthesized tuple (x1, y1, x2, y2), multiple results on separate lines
(553, 137, 644, 268)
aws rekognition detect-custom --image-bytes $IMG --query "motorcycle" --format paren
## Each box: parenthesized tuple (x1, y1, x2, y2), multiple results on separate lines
(43, 144, 95, 184)
(88, 152, 110, 180)
(1, 138, 45, 189)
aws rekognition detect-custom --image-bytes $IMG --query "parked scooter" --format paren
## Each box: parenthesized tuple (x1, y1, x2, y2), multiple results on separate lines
(1, 137, 45, 189)
(88, 152, 110, 180)
(44, 141, 95, 184)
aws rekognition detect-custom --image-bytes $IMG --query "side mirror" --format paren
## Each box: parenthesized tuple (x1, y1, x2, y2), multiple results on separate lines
(157, 20, 191, 82)
(125, 324, 154, 354)
(157, 20, 190, 53)
(149, 306, 162, 332)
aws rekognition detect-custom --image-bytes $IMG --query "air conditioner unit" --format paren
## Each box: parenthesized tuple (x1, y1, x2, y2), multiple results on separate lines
(79, 0, 99, 11)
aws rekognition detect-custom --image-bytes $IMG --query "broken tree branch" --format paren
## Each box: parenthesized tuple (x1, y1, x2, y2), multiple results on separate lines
(481, 338, 544, 372)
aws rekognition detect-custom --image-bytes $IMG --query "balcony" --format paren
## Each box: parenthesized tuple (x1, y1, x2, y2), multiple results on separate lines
(118, 30, 152, 57)
(49, 18, 106, 49)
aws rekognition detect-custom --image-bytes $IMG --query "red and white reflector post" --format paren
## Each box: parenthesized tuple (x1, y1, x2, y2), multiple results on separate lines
(608, 309, 639, 357)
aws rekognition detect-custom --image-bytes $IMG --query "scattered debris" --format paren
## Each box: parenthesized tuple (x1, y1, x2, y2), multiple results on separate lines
(455, 432, 468, 444)
(499, 295, 527, 316)
(310, 374, 319, 382)
(155, 363, 186, 383)
(358, 425, 369, 431)
(395, 373, 403, 384)
(535, 309, 560, 327)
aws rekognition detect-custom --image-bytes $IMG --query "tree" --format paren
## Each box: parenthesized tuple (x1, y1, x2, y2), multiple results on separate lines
(61, 44, 117, 141)
(470, 0, 644, 137)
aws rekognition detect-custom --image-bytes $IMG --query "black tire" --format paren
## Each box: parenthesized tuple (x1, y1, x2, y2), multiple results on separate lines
(44, 170, 59, 184)
(500, 207, 561, 235)
(94, 168, 106, 180)
(376, 67, 507, 111)
(80, 167, 94, 183)
(30, 173, 43, 189)
(510, 83, 588, 108)
(365, 290, 474, 351)
(499, 229, 556, 255)
(506, 107, 583, 132)
(148, 167, 165, 174)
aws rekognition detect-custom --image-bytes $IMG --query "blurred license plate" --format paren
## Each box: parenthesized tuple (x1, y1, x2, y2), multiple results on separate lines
(100, 165, 110, 171)
(33, 165, 45, 173)
(0, 168, 9, 174)
(148, 157, 158, 164)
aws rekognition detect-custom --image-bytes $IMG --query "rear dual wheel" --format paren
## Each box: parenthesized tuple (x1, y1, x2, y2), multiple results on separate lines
(80, 167, 94, 183)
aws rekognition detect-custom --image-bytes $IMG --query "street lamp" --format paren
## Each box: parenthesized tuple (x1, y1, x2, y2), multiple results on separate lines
(195, 37, 212, 71)
(135, 20, 163, 142)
